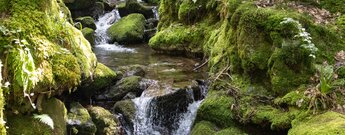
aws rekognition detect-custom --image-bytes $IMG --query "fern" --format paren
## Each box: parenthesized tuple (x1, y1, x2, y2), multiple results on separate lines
(33, 114, 54, 130)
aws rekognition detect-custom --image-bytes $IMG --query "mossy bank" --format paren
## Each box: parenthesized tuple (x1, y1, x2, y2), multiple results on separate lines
(150, 0, 345, 134)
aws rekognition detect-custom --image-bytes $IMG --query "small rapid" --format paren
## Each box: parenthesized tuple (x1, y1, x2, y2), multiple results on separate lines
(94, 9, 135, 52)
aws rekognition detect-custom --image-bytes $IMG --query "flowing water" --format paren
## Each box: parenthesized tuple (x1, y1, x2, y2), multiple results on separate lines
(94, 9, 207, 135)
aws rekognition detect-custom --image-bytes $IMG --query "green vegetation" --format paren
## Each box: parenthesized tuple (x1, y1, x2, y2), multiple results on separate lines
(289, 111, 345, 135)
(152, 0, 345, 133)
(75, 16, 97, 30)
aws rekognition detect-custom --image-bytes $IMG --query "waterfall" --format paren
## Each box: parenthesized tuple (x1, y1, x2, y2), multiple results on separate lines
(94, 9, 135, 52)
(152, 6, 159, 20)
(128, 81, 208, 135)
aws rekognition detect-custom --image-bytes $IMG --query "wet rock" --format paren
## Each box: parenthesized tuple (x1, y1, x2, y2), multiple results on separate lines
(87, 106, 122, 135)
(107, 13, 146, 44)
(144, 28, 157, 41)
(75, 16, 97, 30)
(113, 100, 136, 130)
(151, 88, 194, 132)
(67, 102, 97, 135)
(81, 27, 95, 46)
(117, 0, 154, 19)
(288, 111, 345, 135)
(78, 63, 117, 98)
(65, 0, 97, 18)
(96, 76, 143, 101)
(123, 92, 137, 100)
(117, 64, 146, 77)
(143, 0, 160, 5)
(93, 2, 105, 18)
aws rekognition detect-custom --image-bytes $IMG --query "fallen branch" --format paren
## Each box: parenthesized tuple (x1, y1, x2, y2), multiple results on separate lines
(193, 59, 209, 71)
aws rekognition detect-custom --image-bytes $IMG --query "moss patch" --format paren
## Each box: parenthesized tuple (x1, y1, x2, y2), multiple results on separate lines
(191, 121, 217, 135)
(107, 13, 146, 44)
(196, 91, 235, 128)
(289, 111, 345, 135)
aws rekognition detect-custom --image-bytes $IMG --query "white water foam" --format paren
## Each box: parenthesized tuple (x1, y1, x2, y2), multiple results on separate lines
(94, 9, 136, 53)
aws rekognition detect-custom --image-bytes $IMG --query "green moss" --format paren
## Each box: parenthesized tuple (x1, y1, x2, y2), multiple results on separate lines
(118, 0, 154, 19)
(75, 16, 96, 30)
(42, 98, 68, 135)
(107, 13, 145, 44)
(68, 102, 97, 135)
(7, 114, 53, 135)
(1, 0, 96, 113)
(79, 63, 117, 98)
(113, 100, 135, 125)
(191, 121, 217, 135)
(87, 106, 120, 135)
(289, 111, 345, 135)
(215, 127, 247, 135)
(251, 105, 298, 130)
(320, 0, 345, 14)
(0, 0, 8, 13)
(52, 51, 81, 92)
(274, 87, 309, 109)
(196, 91, 235, 128)
(81, 27, 95, 46)
(149, 23, 206, 54)
(0, 61, 5, 134)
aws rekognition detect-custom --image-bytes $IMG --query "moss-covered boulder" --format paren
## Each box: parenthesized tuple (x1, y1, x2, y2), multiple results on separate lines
(78, 63, 117, 98)
(67, 102, 97, 135)
(41, 98, 68, 135)
(107, 13, 146, 44)
(195, 91, 235, 128)
(288, 111, 345, 135)
(6, 98, 66, 135)
(117, 64, 146, 77)
(7, 114, 53, 135)
(96, 76, 143, 101)
(1, 0, 96, 114)
(87, 106, 121, 135)
(82, 27, 95, 46)
(75, 16, 97, 30)
(113, 99, 136, 130)
(143, 0, 160, 5)
(118, 0, 154, 19)
(191, 121, 217, 135)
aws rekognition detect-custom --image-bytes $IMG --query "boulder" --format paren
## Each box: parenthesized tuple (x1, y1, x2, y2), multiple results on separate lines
(96, 76, 143, 101)
(87, 106, 122, 135)
(93, 2, 105, 18)
(117, 64, 146, 77)
(81, 27, 95, 46)
(41, 98, 68, 135)
(117, 0, 154, 19)
(191, 121, 217, 135)
(75, 16, 97, 30)
(149, 88, 194, 133)
(288, 111, 345, 135)
(67, 102, 97, 135)
(7, 114, 53, 135)
(78, 63, 117, 98)
(7, 98, 67, 135)
(143, 0, 160, 5)
(65, 0, 96, 10)
(113, 100, 136, 130)
(107, 13, 146, 44)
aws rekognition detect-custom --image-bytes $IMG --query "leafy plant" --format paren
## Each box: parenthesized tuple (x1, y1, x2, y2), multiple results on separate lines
(33, 114, 54, 130)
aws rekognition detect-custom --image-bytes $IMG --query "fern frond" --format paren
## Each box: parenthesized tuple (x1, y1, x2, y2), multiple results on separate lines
(33, 114, 54, 130)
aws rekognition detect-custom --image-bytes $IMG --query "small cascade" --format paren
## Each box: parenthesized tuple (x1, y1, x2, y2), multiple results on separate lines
(94, 9, 135, 52)
(126, 80, 208, 135)
(152, 6, 159, 20)
(95, 9, 121, 44)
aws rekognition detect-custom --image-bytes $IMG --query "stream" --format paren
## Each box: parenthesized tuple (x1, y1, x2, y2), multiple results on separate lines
(93, 9, 208, 135)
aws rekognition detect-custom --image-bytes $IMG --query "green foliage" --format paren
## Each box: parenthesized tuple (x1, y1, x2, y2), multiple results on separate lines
(320, 0, 345, 14)
(7, 114, 53, 135)
(0, 61, 6, 134)
(33, 114, 54, 130)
